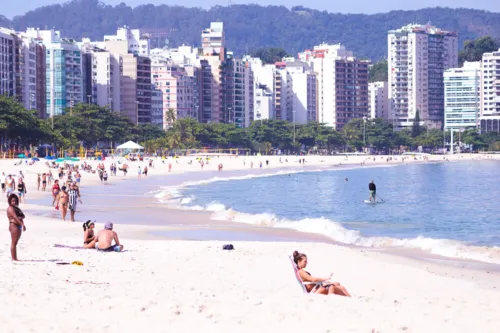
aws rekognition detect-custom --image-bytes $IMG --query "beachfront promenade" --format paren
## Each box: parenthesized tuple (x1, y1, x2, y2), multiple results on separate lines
(1, 153, 500, 332)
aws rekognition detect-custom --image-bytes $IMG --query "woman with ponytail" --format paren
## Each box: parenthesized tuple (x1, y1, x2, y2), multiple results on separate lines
(82, 220, 96, 249)
(292, 250, 350, 297)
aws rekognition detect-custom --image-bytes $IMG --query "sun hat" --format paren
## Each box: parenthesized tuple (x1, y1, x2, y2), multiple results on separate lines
(104, 222, 113, 230)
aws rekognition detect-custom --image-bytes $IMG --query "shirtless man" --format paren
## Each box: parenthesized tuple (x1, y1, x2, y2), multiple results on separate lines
(95, 222, 124, 252)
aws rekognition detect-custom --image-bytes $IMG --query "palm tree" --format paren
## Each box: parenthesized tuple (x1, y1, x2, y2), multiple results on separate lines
(165, 108, 177, 127)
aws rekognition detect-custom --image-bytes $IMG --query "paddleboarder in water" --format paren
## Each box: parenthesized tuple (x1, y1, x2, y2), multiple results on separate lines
(368, 180, 376, 202)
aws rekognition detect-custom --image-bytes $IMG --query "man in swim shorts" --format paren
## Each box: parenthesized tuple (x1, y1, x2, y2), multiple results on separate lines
(95, 222, 124, 252)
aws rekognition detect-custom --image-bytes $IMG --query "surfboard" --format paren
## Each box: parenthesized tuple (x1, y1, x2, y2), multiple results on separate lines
(363, 200, 383, 204)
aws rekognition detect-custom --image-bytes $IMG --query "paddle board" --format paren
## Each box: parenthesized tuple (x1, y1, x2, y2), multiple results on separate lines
(363, 200, 383, 204)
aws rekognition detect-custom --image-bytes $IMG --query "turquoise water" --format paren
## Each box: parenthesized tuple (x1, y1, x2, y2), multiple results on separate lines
(172, 161, 500, 262)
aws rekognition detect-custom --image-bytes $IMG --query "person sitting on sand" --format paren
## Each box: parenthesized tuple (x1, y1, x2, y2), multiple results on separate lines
(82, 220, 97, 249)
(292, 250, 350, 297)
(7, 194, 26, 261)
(95, 222, 124, 252)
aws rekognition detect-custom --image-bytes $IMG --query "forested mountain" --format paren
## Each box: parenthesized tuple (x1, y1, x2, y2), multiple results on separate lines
(2, 0, 500, 60)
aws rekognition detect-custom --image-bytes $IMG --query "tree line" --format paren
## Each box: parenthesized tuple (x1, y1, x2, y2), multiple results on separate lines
(2, 96, 499, 154)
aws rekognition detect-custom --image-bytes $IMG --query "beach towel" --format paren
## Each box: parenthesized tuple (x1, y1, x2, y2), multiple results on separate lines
(53, 244, 87, 249)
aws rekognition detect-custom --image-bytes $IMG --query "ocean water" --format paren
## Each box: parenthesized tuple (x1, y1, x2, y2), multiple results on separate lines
(158, 161, 500, 264)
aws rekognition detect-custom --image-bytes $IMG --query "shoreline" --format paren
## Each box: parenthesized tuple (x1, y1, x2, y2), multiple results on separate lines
(19, 153, 500, 268)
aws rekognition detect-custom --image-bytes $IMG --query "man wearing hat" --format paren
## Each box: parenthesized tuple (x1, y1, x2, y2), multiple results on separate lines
(95, 222, 124, 252)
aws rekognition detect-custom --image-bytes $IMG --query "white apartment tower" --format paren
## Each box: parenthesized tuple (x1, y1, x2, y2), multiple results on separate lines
(201, 22, 225, 61)
(103, 27, 150, 56)
(368, 81, 389, 119)
(444, 62, 481, 130)
(286, 60, 317, 124)
(480, 48, 500, 133)
(388, 23, 458, 129)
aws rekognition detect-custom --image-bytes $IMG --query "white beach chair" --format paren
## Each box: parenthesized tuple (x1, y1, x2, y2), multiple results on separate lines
(289, 256, 322, 293)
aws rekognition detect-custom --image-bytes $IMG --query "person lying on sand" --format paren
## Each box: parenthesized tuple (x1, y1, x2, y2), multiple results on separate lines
(82, 220, 97, 249)
(95, 222, 124, 252)
(292, 250, 350, 297)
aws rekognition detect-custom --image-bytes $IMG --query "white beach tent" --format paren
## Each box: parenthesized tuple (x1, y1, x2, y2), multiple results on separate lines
(116, 141, 144, 150)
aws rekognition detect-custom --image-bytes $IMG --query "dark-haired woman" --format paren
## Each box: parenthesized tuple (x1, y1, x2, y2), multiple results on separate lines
(58, 186, 69, 222)
(292, 250, 350, 297)
(7, 194, 26, 261)
(82, 220, 96, 249)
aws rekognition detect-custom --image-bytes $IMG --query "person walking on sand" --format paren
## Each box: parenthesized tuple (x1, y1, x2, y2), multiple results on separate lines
(52, 179, 61, 208)
(7, 194, 26, 261)
(138, 166, 142, 180)
(95, 222, 124, 252)
(1, 172, 6, 193)
(17, 178, 27, 204)
(6, 175, 16, 199)
(37, 174, 41, 191)
(368, 180, 377, 202)
(58, 185, 69, 221)
(68, 183, 82, 222)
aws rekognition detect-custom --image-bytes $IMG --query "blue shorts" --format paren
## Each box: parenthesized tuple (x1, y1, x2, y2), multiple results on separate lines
(96, 244, 122, 252)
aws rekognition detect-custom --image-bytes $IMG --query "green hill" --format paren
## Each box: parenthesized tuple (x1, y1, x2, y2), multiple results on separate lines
(3, 0, 500, 60)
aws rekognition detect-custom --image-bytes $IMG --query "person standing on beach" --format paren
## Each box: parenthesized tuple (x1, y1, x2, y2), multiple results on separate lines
(68, 183, 82, 222)
(6, 175, 15, 198)
(58, 186, 69, 221)
(41, 173, 47, 191)
(37, 174, 41, 191)
(1, 172, 6, 193)
(368, 180, 377, 202)
(138, 166, 142, 180)
(7, 193, 26, 261)
(17, 178, 27, 204)
(52, 180, 60, 208)
(95, 222, 124, 252)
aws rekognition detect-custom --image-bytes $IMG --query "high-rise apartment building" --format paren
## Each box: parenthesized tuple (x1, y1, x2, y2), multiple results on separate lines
(151, 56, 198, 128)
(368, 82, 389, 120)
(79, 41, 121, 113)
(103, 40, 152, 125)
(201, 22, 224, 61)
(103, 27, 150, 56)
(309, 44, 369, 129)
(480, 48, 500, 133)
(443, 62, 480, 130)
(0, 29, 15, 98)
(24, 29, 84, 117)
(388, 23, 458, 129)
(285, 60, 317, 124)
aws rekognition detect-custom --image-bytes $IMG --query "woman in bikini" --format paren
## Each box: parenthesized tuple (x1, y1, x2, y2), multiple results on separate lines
(52, 179, 60, 208)
(292, 250, 351, 297)
(58, 185, 69, 222)
(82, 220, 96, 249)
(17, 178, 27, 203)
(7, 194, 26, 261)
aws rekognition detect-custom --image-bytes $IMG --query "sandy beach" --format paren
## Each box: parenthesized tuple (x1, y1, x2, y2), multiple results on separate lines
(1, 153, 500, 332)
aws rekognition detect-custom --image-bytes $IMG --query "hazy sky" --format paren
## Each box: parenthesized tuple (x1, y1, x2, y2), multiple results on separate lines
(2, 0, 499, 19)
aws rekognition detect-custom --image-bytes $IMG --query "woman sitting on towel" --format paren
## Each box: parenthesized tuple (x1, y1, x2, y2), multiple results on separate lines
(293, 251, 351, 297)
(82, 220, 97, 249)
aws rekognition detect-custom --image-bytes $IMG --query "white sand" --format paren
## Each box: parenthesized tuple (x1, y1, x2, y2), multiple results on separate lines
(0, 153, 499, 332)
